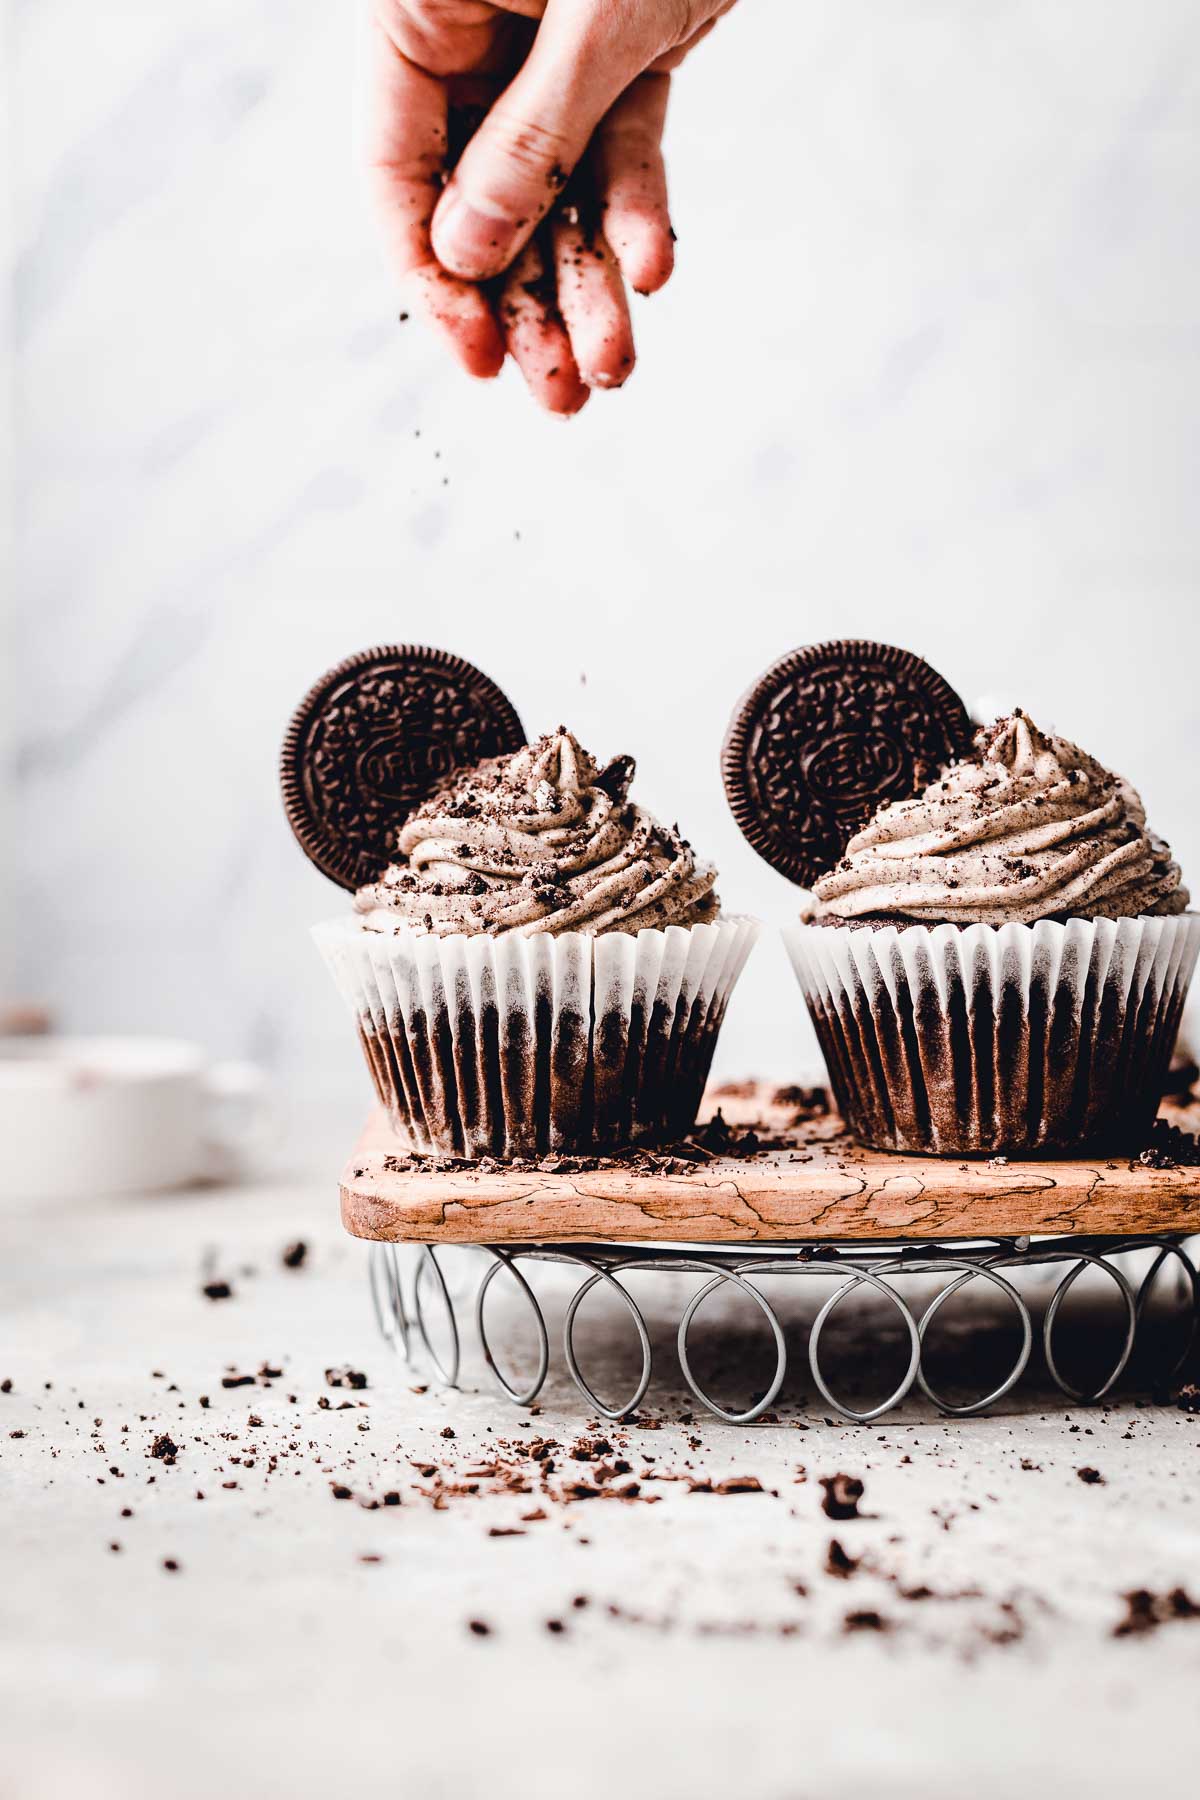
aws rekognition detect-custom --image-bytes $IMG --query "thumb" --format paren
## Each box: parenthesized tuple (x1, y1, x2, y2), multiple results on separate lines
(431, 0, 663, 280)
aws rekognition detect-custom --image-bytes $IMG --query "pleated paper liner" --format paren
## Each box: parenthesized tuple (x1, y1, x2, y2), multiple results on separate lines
(315, 914, 759, 1159)
(783, 913, 1200, 1156)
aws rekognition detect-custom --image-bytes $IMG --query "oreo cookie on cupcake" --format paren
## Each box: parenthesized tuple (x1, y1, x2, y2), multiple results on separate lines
(286, 646, 757, 1159)
(724, 642, 1199, 1156)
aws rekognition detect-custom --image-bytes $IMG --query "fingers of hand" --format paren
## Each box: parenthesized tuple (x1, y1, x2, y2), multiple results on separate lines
(594, 74, 673, 296)
(431, 0, 665, 281)
(497, 237, 590, 415)
(373, 0, 533, 76)
(364, 20, 446, 267)
(411, 265, 507, 379)
(551, 207, 635, 390)
(431, 102, 580, 281)
(366, 22, 504, 378)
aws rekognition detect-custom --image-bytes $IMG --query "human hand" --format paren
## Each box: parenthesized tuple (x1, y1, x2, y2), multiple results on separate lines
(365, 0, 737, 413)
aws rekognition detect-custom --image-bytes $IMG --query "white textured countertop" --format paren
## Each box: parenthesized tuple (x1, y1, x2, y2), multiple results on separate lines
(3, 1173, 1199, 1800)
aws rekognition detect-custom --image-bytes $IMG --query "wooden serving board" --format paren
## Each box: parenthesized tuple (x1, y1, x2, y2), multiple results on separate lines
(339, 1085, 1200, 1246)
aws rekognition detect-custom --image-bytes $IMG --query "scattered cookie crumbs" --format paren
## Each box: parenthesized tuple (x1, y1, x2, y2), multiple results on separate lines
(826, 1539, 859, 1579)
(687, 1476, 766, 1496)
(819, 1474, 864, 1520)
(325, 1367, 368, 1391)
(1114, 1587, 1200, 1637)
(1134, 1121, 1200, 1169)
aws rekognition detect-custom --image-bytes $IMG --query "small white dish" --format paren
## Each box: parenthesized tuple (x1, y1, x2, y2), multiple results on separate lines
(0, 1036, 269, 1201)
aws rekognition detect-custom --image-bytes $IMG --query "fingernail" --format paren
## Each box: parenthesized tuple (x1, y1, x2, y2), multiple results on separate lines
(433, 190, 517, 278)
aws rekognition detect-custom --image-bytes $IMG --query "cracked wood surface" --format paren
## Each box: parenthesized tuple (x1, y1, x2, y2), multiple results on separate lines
(339, 1088, 1200, 1245)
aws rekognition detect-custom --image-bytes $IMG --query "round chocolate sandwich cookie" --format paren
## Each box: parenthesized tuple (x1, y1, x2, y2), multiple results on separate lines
(721, 639, 974, 888)
(282, 644, 525, 890)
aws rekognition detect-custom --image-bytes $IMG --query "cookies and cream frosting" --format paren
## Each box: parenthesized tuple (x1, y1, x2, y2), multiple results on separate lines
(812, 710, 1189, 926)
(354, 729, 719, 937)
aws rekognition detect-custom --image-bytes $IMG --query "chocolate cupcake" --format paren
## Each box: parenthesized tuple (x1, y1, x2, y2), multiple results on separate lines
(315, 729, 758, 1158)
(783, 711, 1199, 1155)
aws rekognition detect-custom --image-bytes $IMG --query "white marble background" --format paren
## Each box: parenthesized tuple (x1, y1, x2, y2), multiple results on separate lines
(7, 0, 1200, 1132)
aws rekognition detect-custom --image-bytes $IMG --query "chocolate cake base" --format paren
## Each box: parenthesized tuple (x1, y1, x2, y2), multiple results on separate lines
(785, 914, 1200, 1157)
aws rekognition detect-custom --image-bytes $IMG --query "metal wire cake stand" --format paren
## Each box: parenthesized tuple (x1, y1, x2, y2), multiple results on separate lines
(346, 1090, 1200, 1425)
(365, 1232, 1198, 1424)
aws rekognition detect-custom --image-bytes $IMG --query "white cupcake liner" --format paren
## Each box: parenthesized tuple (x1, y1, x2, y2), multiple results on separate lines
(783, 913, 1200, 1156)
(315, 914, 759, 1159)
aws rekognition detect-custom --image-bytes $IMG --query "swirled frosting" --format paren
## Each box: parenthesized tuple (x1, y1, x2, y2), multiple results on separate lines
(812, 711, 1189, 925)
(354, 729, 719, 937)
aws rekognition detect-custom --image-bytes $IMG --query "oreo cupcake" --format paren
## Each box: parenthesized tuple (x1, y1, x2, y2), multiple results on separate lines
(723, 642, 1199, 1156)
(287, 647, 757, 1159)
(788, 712, 1197, 1154)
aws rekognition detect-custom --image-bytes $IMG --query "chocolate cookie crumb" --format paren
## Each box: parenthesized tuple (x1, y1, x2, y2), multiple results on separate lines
(843, 1609, 890, 1633)
(820, 1474, 865, 1520)
(826, 1538, 859, 1578)
(1135, 1121, 1200, 1169)
(1113, 1587, 1200, 1637)
(325, 1367, 368, 1390)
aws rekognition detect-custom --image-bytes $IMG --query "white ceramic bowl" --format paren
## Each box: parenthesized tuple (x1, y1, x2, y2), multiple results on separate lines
(0, 1036, 266, 1201)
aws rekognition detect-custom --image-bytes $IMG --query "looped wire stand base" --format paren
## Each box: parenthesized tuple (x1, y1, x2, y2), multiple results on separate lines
(366, 1233, 1199, 1424)
(344, 1088, 1200, 1425)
